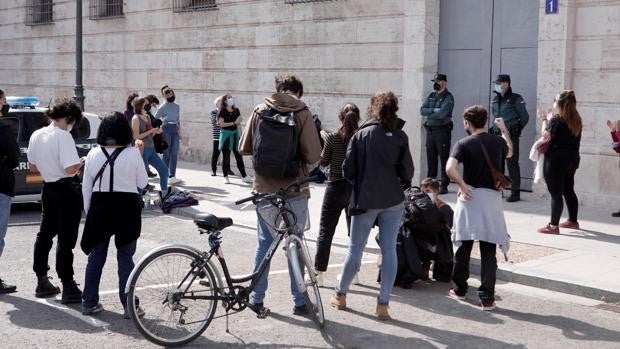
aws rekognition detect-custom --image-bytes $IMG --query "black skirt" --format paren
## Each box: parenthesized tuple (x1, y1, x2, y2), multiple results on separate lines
(81, 192, 142, 254)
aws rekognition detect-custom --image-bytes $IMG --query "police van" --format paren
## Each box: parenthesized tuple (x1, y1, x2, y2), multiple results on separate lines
(2, 96, 100, 203)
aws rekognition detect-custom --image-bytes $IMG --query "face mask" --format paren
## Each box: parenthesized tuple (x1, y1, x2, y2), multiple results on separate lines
(166, 96, 175, 103)
(433, 83, 440, 91)
(0, 104, 9, 116)
(144, 104, 152, 112)
(425, 192, 434, 200)
(227, 98, 235, 107)
(494, 84, 503, 94)
(66, 122, 74, 132)
(553, 101, 557, 111)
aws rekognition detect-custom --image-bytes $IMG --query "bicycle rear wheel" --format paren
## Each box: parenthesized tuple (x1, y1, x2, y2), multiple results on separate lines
(126, 246, 218, 347)
(289, 239, 325, 329)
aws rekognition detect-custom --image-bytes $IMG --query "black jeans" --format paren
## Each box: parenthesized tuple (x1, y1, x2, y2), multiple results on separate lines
(451, 240, 497, 302)
(543, 157, 579, 225)
(211, 140, 221, 174)
(425, 126, 451, 189)
(505, 134, 521, 194)
(314, 180, 352, 272)
(221, 137, 247, 178)
(33, 182, 83, 282)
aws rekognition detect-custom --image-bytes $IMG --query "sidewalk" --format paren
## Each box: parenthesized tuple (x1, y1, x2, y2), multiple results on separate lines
(153, 161, 620, 303)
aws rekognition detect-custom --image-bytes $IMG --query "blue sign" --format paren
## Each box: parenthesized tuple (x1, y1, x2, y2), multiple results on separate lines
(546, 0, 558, 14)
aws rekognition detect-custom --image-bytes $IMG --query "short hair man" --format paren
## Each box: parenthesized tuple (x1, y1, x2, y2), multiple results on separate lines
(239, 74, 321, 315)
(446, 105, 512, 311)
(420, 73, 455, 194)
(491, 74, 530, 202)
(0, 89, 20, 293)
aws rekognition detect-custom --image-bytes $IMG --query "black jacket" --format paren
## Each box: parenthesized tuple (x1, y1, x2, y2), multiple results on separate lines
(0, 120, 20, 197)
(343, 119, 414, 210)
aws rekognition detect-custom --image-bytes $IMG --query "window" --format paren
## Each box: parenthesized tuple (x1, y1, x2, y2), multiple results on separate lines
(173, 0, 217, 12)
(26, 0, 53, 25)
(285, 0, 336, 4)
(89, 0, 123, 20)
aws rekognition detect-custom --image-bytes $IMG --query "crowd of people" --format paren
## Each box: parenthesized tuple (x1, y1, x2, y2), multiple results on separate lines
(0, 70, 615, 324)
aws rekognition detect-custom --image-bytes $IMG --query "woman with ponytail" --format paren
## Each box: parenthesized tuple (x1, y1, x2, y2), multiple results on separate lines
(312, 103, 360, 287)
(537, 90, 583, 234)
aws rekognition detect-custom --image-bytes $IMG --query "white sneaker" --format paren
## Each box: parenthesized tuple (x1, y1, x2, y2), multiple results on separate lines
(224, 176, 230, 184)
(241, 176, 253, 184)
(168, 177, 182, 185)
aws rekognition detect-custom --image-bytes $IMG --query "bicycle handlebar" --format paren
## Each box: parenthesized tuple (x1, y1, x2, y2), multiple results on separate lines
(234, 175, 322, 206)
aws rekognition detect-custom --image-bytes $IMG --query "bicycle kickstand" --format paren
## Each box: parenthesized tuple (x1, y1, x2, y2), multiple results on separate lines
(225, 310, 230, 333)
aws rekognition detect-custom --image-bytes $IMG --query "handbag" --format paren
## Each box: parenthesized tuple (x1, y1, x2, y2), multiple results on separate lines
(475, 137, 512, 191)
(536, 136, 552, 154)
(153, 134, 168, 154)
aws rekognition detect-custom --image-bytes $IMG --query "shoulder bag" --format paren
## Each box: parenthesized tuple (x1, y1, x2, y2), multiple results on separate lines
(476, 137, 512, 191)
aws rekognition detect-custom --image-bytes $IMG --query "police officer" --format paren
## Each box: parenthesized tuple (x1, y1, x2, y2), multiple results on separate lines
(491, 74, 529, 202)
(420, 73, 454, 194)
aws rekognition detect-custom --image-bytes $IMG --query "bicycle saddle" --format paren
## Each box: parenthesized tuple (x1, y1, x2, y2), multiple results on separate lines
(194, 213, 233, 231)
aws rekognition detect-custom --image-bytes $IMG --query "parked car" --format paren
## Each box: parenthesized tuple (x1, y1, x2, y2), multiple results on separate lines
(2, 96, 100, 203)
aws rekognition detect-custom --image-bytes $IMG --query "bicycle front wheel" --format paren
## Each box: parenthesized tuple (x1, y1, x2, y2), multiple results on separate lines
(289, 239, 325, 329)
(126, 246, 218, 347)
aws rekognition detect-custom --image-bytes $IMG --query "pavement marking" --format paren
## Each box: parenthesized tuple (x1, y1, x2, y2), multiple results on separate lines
(36, 298, 110, 328)
(98, 259, 376, 296)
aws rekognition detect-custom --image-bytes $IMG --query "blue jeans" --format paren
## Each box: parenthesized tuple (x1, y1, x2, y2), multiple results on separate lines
(82, 239, 137, 309)
(142, 147, 168, 191)
(162, 124, 180, 178)
(250, 196, 308, 307)
(0, 193, 11, 258)
(336, 201, 404, 304)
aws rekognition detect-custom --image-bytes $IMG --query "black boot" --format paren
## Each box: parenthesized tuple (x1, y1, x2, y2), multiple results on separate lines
(35, 275, 60, 298)
(61, 280, 83, 304)
(0, 278, 17, 294)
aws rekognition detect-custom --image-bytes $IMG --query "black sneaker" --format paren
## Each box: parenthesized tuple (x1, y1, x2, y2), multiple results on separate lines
(0, 279, 17, 294)
(506, 194, 520, 202)
(35, 276, 60, 298)
(61, 280, 83, 304)
(82, 303, 104, 316)
(293, 304, 309, 315)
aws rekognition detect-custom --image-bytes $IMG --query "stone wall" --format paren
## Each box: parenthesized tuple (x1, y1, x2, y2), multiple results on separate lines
(537, 0, 620, 207)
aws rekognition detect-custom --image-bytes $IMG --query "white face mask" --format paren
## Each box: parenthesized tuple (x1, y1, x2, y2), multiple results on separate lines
(66, 122, 74, 132)
(494, 84, 503, 94)
(424, 192, 434, 200)
(227, 98, 235, 107)
(553, 101, 557, 111)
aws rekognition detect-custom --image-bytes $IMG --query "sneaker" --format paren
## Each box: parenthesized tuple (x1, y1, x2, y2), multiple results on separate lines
(448, 288, 466, 301)
(61, 280, 83, 304)
(375, 303, 390, 320)
(558, 220, 579, 229)
(35, 276, 60, 298)
(505, 194, 520, 202)
(147, 170, 157, 178)
(145, 184, 155, 192)
(305, 271, 324, 287)
(82, 303, 104, 316)
(293, 304, 309, 315)
(0, 279, 17, 294)
(250, 302, 270, 318)
(123, 305, 145, 319)
(224, 176, 230, 184)
(241, 176, 253, 184)
(481, 300, 496, 311)
(168, 177, 182, 185)
(329, 293, 347, 310)
(537, 224, 559, 235)
(211, 172, 217, 177)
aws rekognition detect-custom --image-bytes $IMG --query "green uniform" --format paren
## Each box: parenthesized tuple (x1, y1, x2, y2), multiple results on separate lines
(490, 88, 529, 135)
(420, 90, 454, 126)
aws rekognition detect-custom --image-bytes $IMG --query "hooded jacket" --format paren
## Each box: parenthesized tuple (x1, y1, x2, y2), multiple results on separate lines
(239, 93, 321, 196)
(343, 119, 414, 210)
(0, 120, 20, 197)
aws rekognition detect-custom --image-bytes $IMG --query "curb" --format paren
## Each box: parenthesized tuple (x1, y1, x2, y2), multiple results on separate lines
(159, 205, 620, 303)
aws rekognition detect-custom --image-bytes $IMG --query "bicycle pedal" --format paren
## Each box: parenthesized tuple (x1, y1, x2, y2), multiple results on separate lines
(199, 280, 210, 287)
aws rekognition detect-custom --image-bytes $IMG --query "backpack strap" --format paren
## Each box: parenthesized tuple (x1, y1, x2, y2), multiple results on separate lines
(475, 136, 498, 174)
(93, 147, 126, 192)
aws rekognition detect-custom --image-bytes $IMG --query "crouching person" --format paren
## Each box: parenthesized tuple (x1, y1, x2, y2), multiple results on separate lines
(446, 105, 512, 311)
(80, 112, 148, 318)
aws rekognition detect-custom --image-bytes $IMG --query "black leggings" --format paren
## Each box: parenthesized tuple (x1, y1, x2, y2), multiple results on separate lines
(221, 137, 246, 178)
(543, 157, 579, 225)
(211, 140, 221, 174)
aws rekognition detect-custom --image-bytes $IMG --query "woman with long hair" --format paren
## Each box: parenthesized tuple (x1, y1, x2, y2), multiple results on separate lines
(537, 90, 583, 234)
(330, 91, 414, 320)
(312, 103, 360, 286)
(217, 94, 251, 184)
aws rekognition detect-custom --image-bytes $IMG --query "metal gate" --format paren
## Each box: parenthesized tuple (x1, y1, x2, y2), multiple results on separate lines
(438, 0, 539, 191)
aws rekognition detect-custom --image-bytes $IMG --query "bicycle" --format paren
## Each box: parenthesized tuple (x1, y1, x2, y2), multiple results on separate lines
(125, 175, 325, 347)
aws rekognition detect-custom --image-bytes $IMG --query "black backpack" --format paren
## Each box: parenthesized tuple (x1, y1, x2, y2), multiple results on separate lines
(402, 186, 444, 240)
(252, 106, 302, 178)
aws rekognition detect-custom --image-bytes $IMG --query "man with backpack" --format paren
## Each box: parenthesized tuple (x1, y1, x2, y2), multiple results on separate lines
(239, 74, 322, 316)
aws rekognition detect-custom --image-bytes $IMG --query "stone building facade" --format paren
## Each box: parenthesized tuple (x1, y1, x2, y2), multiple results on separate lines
(0, 0, 618, 207)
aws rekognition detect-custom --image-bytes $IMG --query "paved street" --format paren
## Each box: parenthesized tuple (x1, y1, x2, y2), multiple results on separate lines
(1, 207, 619, 348)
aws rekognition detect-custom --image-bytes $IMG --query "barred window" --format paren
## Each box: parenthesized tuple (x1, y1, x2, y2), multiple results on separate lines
(173, 0, 217, 13)
(89, 0, 123, 20)
(285, 0, 336, 4)
(26, 0, 53, 25)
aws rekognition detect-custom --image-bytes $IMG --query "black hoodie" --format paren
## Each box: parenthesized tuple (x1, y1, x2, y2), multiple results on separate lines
(0, 120, 20, 197)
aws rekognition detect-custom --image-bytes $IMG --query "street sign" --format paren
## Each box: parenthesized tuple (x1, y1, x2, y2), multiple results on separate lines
(546, 0, 559, 14)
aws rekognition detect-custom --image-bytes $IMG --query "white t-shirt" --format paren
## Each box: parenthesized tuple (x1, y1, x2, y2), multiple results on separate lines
(82, 146, 148, 212)
(27, 124, 81, 182)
